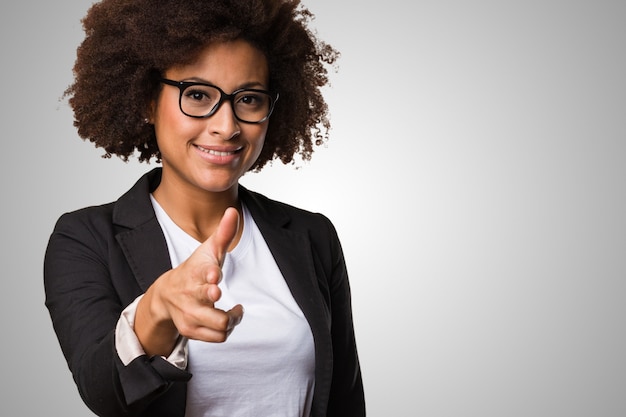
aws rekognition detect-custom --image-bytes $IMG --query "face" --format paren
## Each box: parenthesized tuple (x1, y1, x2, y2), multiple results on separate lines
(151, 39, 270, 196)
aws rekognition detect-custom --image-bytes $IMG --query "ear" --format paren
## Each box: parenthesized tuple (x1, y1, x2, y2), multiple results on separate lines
(145, 99, 157, 125)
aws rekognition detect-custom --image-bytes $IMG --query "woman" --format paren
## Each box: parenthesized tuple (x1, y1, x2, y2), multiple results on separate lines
(43, 0, 365, 416)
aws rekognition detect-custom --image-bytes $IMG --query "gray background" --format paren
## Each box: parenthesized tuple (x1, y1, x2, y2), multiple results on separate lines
(1, 0, 625, 415)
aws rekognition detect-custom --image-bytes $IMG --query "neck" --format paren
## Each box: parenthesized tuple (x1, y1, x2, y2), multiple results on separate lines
(152, 173, 242, 244)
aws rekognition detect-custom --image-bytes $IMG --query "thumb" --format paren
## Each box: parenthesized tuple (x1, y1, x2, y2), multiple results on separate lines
(210, 207, 240, 265)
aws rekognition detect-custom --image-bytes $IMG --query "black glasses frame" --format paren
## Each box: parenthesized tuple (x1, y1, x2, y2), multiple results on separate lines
(160, 78, 279, 124)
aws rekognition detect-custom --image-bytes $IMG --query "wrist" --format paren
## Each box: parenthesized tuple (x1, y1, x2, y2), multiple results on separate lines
(135, 273, 179, 356)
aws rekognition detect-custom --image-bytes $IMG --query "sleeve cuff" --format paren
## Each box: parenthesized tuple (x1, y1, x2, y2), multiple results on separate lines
(115, 294, 188, 370)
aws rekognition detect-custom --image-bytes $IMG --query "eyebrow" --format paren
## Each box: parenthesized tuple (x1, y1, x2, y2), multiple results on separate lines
(182, 77, 268, 90)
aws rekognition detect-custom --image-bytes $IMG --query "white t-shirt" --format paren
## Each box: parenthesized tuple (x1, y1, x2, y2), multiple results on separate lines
(116, 197, 315, 416)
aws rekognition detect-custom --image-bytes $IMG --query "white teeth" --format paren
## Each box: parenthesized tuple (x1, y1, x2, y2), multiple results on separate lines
(209, 150, 233, 156)
(196, 146, 239, 156)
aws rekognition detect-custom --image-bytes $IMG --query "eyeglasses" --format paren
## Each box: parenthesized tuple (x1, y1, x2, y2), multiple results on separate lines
(160, 78, 279, 124)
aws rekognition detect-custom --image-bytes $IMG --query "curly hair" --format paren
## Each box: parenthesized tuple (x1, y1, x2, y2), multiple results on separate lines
(65, 0, 339, 170)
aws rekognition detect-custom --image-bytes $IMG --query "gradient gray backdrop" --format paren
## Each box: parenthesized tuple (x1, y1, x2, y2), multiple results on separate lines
(1, 1, 625, 415)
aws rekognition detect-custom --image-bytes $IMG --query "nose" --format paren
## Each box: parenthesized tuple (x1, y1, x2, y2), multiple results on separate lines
(208, 100, 240, 140)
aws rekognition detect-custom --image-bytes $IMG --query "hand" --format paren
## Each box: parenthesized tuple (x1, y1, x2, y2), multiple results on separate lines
(135, 207, 244, 356)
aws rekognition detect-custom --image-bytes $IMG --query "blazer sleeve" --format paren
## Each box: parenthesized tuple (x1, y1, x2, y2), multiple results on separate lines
(43, 209, 190, 417)
(317, 215, 366, 416)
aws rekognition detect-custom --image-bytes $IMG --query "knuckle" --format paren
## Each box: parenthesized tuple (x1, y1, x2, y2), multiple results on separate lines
(206, 265, 222, 283)
(175, 312, 197, 337)
(214, 313, 230, 330)
(177, 323, 194, 338)
(214, 333, 228, 343)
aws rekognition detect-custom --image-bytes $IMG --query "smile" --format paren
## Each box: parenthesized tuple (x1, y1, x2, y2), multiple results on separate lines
(195, 145, 242, 156)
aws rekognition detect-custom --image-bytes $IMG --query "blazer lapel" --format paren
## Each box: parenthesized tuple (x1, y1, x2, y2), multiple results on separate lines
(113, 168, 173, 291)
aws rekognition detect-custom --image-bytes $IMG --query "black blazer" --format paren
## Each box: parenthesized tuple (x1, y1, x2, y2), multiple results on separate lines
(44, 168, 365, 417)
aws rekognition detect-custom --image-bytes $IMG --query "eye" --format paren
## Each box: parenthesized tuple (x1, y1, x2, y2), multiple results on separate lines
(184, 88, 212, 102)
(181, 85, 220, 109)
(236, 92, 267, 108)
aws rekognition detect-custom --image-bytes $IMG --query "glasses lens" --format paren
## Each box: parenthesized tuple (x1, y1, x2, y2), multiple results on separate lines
(180, 84, 221, 117)
(232, 90, 272, 123)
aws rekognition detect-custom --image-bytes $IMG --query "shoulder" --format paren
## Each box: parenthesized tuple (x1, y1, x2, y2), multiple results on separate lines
(51, 168, 159, 238)
(241, 186, 336, 234)
(50, 202, 118, 250)
(240, 187, 343, 263)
